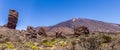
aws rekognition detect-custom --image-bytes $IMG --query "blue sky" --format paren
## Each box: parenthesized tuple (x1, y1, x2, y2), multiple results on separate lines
(0, 0, 120, 30)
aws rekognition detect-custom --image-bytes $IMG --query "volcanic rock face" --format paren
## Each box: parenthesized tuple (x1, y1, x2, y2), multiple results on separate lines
(7, 9, 18, 29)
(74, 26, 89, 37)
(38, 27, 47, 36)
(26, 26, 37, 39)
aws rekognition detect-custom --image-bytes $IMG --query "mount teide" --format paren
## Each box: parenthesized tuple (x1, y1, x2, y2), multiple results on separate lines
(36, 18, 120, 34)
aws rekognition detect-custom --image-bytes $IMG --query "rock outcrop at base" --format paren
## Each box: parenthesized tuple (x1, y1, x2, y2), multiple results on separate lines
(74, 26, 89, 37)
(56, 32, 62, 38)
(55, 31, 66, 39)
(38, 27, 47, 36)
(7, 9, 18, 29)
(26, 26, 37, 39)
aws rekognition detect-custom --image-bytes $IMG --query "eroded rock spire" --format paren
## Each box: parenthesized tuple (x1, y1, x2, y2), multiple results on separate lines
(7, 9, 18, 29)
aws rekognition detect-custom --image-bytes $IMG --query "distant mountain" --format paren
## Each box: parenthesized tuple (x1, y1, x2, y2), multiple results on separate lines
(36, 18, 120, 35)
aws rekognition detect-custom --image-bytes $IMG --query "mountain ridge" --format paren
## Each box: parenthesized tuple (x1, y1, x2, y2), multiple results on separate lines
(36, 18, 120, 34)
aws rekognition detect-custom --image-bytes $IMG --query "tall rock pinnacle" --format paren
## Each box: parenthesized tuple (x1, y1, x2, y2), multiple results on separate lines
(7, 9, 19, 29)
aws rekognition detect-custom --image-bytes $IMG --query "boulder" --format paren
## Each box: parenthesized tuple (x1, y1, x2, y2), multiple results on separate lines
(27, 26, 34, 32)
(26, 26, 37, 39)
(38, 27, 47, 36)
(74, 26, 89, 37)
(55, 32, 66, 39)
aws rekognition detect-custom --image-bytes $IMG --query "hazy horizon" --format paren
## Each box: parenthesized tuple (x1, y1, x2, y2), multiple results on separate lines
(0, 0, 120, 30)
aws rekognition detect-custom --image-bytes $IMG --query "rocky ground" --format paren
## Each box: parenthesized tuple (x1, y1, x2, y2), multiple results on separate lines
(0, 27, 120, 50)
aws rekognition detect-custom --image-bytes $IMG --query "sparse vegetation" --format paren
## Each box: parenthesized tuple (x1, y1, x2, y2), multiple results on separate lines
(101, 35, 112, 43)
(0, 10, 120, 50)
(0, 28, 120, 50)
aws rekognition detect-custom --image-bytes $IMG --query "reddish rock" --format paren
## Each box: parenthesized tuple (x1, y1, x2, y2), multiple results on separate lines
(38, 27, 47, 36)
(74, 26, 89, 37)
(26, 26, 37, 39)
(7, 9, 18, 29)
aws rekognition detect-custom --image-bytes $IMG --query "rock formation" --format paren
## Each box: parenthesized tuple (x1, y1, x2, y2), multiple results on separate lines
(27, 26, 34, 32)
(55, 32, 66, 39)
(26, 26, 37, 39)
(38, 27, 47, 36)
(7, 9, 18, 29)
(56, 32, 62, 38)
(74, 26, 89, 37)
